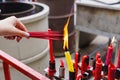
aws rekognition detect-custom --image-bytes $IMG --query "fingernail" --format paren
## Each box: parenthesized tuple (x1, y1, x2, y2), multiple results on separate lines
(25, 32, 30, 37)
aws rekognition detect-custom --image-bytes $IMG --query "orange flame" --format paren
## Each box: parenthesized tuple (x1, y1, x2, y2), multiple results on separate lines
(63, 17, 70, 50)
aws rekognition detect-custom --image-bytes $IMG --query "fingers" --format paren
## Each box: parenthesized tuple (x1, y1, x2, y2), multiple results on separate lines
(4, 36, 16, 40)
(13, 28, 29, 37)
(5, 16, 28, 35)
(7, 16, 29, 37)
(16, 36, 22, 42)
(1, 16, 29, 41)
(13, 17, 29, 37)
(4, 36, 22, 42)
(15, 18, 27, 32)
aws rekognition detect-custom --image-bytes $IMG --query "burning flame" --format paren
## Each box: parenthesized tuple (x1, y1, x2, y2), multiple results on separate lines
(111, 36, 117, 47)
(63, 17, 70, 50)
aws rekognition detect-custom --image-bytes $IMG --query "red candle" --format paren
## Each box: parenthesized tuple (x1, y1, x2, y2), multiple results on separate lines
(105, 45, 113, 65)
(48, 29, 54, 62)
(95, 58, 102, 80)
(108, 63, 116, 80)
(96, 52, 101, 61)
(117, 46, 120, 68)
(81, 55, 89, 74)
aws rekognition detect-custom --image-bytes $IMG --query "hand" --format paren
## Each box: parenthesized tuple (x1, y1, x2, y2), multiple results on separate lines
(0, 16, 29, 42)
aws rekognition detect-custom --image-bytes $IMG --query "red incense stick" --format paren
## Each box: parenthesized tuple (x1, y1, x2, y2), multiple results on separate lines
(59, 59, 65, 78)
(75, 52, 79, 78)
(60, 59, 64, 67)
(28, 31, 63, 40)
(28, 36, 62, 40)
(29, 32, 63, 37)
(48, 29, 55, 62)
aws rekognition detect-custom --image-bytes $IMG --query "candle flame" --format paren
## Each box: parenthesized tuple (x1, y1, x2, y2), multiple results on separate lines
(63, 17, 70, 50)
(111, 36, 117, 47)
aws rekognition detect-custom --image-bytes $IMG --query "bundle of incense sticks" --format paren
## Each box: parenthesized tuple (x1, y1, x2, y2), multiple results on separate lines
(28, 31, 63, 40)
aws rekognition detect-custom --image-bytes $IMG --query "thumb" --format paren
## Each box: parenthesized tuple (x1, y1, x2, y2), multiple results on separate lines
(14, 29, 29, 37)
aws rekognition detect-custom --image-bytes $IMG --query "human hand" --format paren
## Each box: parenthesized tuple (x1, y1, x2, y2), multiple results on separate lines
(0, 16, 29, 42)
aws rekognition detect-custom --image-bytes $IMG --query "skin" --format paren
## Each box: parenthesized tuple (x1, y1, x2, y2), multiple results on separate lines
(0, 16, 29, 42)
